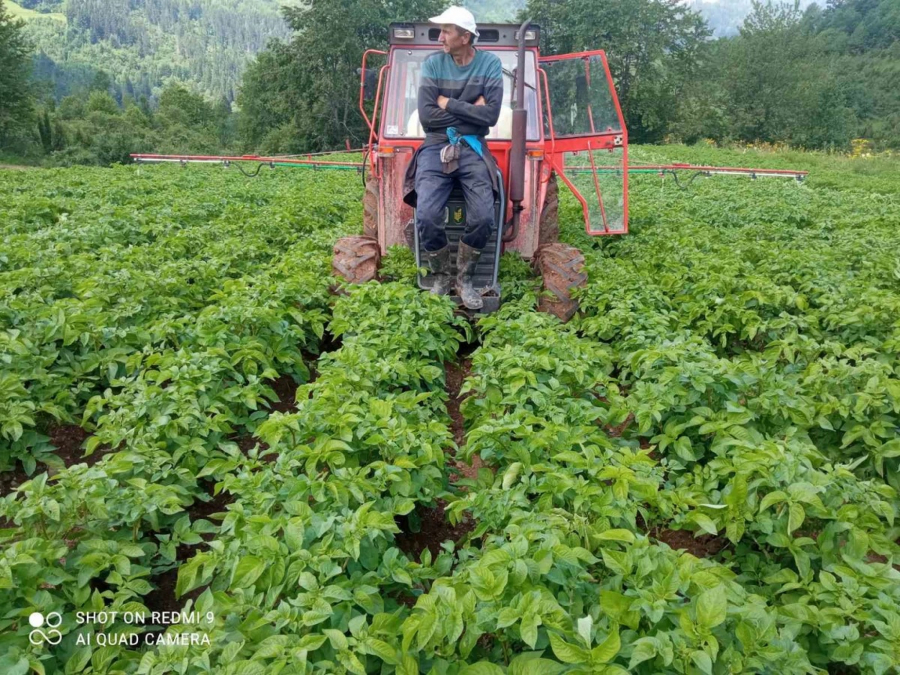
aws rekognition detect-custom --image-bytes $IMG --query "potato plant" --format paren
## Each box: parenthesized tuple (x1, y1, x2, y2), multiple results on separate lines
(1, 147, 900, 674)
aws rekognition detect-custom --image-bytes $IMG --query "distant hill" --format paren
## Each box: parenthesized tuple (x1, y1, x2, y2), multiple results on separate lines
(685, 0, 822, 36)
(15, 0, 291, 103)
(13, 0, 829, 105)
(462, 0, 824, 36)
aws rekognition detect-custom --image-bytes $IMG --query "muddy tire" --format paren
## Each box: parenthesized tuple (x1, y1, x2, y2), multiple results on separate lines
(533, 242, 586, 323)
(332, 235, 381, 284)
(538, 172, 559, 246)
(363, 172, 378, 239)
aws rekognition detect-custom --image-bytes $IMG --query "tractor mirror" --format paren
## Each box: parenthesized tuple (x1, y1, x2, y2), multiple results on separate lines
(357, 68, 378, 101)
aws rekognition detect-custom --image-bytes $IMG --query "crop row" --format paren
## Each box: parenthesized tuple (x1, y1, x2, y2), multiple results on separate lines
(0, 167, 360, 674)
(1, 166, 352, 473)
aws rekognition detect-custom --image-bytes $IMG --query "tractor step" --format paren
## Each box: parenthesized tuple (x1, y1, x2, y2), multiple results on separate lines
(415, 178, 506, 314)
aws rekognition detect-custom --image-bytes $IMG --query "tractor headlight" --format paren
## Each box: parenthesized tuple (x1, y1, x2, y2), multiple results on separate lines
(393, 27, 414, 39)
(515, 30, 537, 41)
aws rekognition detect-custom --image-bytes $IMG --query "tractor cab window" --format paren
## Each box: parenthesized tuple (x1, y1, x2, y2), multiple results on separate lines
(539, 54, 622, 137)
(382, 49, 540, 141)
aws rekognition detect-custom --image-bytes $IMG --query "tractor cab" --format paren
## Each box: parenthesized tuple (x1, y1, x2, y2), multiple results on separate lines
(336, 21, 629, 320)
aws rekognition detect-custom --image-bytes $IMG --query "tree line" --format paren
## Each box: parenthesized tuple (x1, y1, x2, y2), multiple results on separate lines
(1, 0, 897, 166)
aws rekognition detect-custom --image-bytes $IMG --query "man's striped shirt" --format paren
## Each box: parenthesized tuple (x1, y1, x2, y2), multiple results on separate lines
(417, 48, 504, 145)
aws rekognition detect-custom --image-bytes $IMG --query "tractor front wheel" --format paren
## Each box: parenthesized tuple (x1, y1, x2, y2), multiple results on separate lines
(533, 242, 586, 323)
(332, 235, 381, 284)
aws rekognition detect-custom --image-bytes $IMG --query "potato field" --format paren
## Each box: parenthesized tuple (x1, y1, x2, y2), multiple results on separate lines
(1, 146, 899, 675)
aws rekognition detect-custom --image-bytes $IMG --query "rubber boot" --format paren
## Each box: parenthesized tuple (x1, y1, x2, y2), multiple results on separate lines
(455, 241, 484, 310)
(423, 245, 452, 295)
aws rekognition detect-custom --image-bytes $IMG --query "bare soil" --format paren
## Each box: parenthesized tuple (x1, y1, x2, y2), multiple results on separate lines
(142, 547, 207, 617)
(651, 527, 729, 559)
(0, 423, 112, 497)
(866, 551, 900, 571)
(605, 412, 635, 438)
(190, 480, 235, 527)
(395, 499, 476, 563)
(46, 423, 114, 470)
(264, 374, 299, 414)
(0, 463, 32, 498)
(444, 353, 487, 483)
(230, 434, 270, 455)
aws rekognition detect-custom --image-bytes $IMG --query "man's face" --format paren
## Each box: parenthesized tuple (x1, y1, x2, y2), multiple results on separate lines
(438, 24, 468, 54)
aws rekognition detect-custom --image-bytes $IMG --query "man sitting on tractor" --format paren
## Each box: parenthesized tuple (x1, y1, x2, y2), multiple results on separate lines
(401, 6, 503, 310)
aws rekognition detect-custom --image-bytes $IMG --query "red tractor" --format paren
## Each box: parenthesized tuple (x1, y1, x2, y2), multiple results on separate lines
(332, 21, 629, 321)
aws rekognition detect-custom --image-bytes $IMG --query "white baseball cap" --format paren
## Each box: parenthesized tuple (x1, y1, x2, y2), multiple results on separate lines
(429, 6, 479, 37)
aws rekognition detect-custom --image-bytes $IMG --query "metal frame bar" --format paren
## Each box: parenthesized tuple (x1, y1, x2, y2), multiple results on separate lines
(368, 64, 391, 177)
(359, 49, 387, 136)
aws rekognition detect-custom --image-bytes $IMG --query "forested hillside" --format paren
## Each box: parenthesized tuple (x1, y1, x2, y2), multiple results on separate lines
(12, 0, 830, 108)
(13, 0, 290, 102)
(465, 0, 825, 35)
(685, 0, 821, 35)
(1, 0, 897, 164)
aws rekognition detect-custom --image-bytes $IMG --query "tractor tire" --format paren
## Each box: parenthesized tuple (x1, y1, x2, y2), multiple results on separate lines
(332, 235, 381, 284)
(533, 242, 586, 323)
(538, 172, 560, 246)
(363, 172, 379, 239)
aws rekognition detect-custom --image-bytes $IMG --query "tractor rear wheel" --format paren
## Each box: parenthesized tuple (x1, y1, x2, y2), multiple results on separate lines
(538, 172, 559, 245)
(363, 172, 378, 239)
(332, 235, 381, 284)
(533, 242, 586, 323)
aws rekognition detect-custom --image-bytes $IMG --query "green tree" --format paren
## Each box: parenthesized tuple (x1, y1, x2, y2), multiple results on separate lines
(717, 1, 855, 147)
(85, 90, 120, 116)
(0, 0, 35, 149)
(153, 82, 222, 154)
(238, 0, 444, 153)
(523, 0, 711, 142)
(89, 70, 112, 93)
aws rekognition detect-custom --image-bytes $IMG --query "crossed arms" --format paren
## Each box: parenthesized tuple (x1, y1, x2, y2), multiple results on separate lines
(417, 57, 503, 131)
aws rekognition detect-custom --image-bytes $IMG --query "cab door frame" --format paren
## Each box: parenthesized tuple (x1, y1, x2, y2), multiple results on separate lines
(538, 49, 628, 235)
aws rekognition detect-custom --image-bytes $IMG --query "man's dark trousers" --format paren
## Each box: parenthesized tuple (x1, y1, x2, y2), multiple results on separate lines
(415, 143, 495, 252)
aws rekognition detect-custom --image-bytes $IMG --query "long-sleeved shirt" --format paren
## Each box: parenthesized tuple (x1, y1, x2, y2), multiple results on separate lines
(417, 49, 504, 147)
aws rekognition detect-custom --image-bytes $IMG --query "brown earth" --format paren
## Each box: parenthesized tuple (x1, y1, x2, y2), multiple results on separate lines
(444, 355, 488, 483)
(264, 374, 299, 414)
(866, 551, 900, 571)
(605, 412, 635, 438)
(0, 423, 111, 497)
(142, 549, 208, 618)
(190, 481, 235, 526)
(230, 434, 270, 456)
(651, 527, 729, 559)
(46, 423, 115, 471)
(395, 499, 476, 563)
(0, 463, 31, 498)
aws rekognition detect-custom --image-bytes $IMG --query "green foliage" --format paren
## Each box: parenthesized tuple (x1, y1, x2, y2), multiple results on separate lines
(30, 81, 234, 166)
(3, 145, 900, 673)
(714, 1, 856, 148)
(524, 0, 711, 144)
(238, 0, 445, 153)
(21, 0, 288, 103)
(675, 0, 899, 149)
(0, 0, 35, 151)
